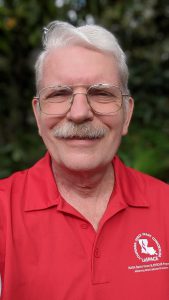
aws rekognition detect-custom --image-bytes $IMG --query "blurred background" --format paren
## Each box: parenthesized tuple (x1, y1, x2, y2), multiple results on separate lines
(0, 0, 169, 181)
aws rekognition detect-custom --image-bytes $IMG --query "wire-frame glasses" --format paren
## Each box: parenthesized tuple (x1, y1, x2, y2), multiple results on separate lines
(35, 83, 129, 116)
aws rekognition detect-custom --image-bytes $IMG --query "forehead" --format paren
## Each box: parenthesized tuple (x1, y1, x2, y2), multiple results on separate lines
(41, 46, 121, 87)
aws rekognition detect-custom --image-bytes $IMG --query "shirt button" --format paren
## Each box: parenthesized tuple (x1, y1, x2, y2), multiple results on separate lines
(81, 223, 88, 229)
(94, 247, 101, 258)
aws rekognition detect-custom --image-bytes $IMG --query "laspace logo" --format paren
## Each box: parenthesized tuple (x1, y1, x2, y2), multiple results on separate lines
(134, 233, 161, 263)
(128, 233, 169, 273)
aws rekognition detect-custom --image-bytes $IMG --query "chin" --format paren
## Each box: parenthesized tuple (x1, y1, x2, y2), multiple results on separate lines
(58, 155, 111, 173)
(49, 144, 115, 172)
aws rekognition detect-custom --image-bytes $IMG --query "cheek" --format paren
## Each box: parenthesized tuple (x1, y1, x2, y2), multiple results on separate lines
(38, 116, 62, 134)
(100, 113, 124, 132)
(37, 119, 53, 139)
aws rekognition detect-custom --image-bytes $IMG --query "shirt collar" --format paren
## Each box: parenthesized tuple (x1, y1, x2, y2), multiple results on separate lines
(24, 153, 60, 211)
(113, 156, 150, 208)
(24, 153, 150, 212)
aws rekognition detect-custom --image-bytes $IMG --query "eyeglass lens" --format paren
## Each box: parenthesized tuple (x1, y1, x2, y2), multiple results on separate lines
(39, 85, 122, 115)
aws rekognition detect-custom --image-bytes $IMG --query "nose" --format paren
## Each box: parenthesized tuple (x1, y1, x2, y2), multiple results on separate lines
(66, 92, 94, 123)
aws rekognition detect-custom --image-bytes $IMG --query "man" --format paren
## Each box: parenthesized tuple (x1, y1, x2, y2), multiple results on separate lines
(0, 21, 169, 300)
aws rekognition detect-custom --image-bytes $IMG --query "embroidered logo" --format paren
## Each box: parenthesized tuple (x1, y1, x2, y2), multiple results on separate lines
(134, 233, 161, 262)
(128, 233, 169, 273)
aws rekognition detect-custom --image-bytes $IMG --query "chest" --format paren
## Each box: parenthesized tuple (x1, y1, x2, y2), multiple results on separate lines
(1, 206, 169, 300)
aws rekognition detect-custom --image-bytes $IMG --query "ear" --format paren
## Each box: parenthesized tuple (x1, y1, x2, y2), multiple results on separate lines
(122, 96, 134, 136)
(32, 97, 42, 136)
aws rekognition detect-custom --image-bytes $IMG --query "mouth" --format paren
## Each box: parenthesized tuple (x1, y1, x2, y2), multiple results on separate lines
(60, 135, 102, 140)
(57, 136, 103, 147)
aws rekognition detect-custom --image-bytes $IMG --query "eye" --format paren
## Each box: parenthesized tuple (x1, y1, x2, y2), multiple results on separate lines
(88, 88, 114, 99)
(43, 87, 72, 101)
(52, 89, 71, 97)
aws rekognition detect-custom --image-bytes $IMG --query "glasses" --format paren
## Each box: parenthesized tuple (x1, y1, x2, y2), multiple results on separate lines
(35, 83, 129, 116)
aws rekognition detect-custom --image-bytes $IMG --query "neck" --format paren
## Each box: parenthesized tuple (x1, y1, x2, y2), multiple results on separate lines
(52, 161, 115, 230)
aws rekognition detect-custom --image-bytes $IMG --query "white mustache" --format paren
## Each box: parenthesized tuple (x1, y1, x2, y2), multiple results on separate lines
(52, 121, 109, 139)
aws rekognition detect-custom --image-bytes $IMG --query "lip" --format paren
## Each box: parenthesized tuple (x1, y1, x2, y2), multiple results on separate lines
(59, 137, 101, 146)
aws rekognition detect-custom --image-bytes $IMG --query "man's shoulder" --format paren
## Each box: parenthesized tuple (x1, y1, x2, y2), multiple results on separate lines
(0, 168, 28, 189)
(0, 152, 57, 220)
(0, 154, 48, 191)
(115, 156, 169, 205)
(126, 162, 169, 190)
(116, 156, 168, 185)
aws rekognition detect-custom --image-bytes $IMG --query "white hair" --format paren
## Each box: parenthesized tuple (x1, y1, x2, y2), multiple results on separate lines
(35, 21, 129, 94)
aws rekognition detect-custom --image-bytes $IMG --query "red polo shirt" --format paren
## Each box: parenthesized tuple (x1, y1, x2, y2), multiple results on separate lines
(0, 153, 169, 300)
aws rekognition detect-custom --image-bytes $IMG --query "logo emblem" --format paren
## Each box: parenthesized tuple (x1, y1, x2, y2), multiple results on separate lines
(134, 233, 161, 262)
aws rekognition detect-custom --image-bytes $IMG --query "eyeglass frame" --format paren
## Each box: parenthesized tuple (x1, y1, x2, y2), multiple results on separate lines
(34, 83, 130, 116)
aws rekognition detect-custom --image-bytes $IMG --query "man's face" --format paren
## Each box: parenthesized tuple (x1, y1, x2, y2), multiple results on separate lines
(33, 46, 133, 172)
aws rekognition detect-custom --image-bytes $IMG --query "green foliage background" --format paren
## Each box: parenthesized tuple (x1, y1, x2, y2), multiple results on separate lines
(0, 0, 169, 181)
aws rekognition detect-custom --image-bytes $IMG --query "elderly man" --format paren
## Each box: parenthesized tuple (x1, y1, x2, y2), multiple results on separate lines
(0, 21, 169, 300)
